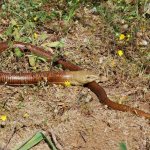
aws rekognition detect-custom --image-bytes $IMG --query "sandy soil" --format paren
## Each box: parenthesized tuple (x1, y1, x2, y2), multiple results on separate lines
(0, 4, 150, 150)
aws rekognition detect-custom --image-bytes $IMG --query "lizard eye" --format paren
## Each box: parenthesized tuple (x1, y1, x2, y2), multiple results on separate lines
(86, 75, 99, 81)
(87, 76, 91, 79)
(86, 76, 94, 81)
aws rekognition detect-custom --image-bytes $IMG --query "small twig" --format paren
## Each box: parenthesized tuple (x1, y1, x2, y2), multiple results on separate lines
(2, 127, 18, 150)
(79, 131, 87, 143)
(136, 0, 139, 17)
(2, 98, 9, 108)
(48, 129, 63, 150)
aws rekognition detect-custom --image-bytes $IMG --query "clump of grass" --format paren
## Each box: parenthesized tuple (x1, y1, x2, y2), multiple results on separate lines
(62, 0, 81, 22)
(92, 0, 147, 33)
(15, 132, 57, 150)
(0, 0, 52, 42)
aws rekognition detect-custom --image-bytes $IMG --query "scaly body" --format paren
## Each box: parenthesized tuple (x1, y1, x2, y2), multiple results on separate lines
(0, 41, 149, 119)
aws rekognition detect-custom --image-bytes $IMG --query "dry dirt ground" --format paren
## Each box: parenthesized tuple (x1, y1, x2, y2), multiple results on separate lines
(0, 4, 150, 150)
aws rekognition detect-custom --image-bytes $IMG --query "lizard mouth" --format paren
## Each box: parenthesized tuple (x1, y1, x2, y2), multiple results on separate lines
(85, 75, 99, 83)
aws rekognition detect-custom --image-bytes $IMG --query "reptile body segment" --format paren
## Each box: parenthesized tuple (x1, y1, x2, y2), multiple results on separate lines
(0, 41, 150, 119)
(0, 71, 98, 85)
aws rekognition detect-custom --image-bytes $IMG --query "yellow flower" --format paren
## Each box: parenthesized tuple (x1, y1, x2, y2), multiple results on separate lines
(126, 34, 131, 41)
(117, 50, 124, 56)
(23, 113, 29, 118)
(119, 34, 125, 40)
(0, 115, 7, 121)
(34, 33, 38, 39)
(33, 16, 38, 21)
(64, 81, 71, 87)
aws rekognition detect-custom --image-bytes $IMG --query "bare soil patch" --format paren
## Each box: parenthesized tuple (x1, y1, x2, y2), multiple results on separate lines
(0, 3, 149, 150)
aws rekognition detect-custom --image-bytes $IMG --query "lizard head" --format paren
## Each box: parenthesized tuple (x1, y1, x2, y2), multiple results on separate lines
(70, 71, 99, 85)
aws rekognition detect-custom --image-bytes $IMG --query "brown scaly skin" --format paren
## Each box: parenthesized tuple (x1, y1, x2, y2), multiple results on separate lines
(57, 59, 150, 119)
(0, 41, 150, 119)
(0, 41, 52, 61)
(0, 71, 99, 85)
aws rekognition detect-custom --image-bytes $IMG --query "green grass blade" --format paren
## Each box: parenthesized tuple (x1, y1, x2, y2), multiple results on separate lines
(120, 142, 127, 150)
(41, 132, 58, 150)
(15, 132, 58, 150)
(16, 132, 44, 150)
(42, 41, 64, 48)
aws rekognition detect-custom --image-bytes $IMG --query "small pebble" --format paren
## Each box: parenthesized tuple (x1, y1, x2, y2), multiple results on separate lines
(139, 40, 148, 46)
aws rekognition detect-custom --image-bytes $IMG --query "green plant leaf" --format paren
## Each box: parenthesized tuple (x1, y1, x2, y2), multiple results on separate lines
(42, 41, 64, 48)
(37, 56, 47, 62)
(5, 26, 13, 36)
(15, 132, 58, 150)
(10, 18, 17, 26)
(16, 132, 44, 150)
(120, 142, 127, 150)
(39, 33, 48, 42)
(14, 48, 24, 57)
(28, 55, 37, 67)
(13, 28, 20, 41)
